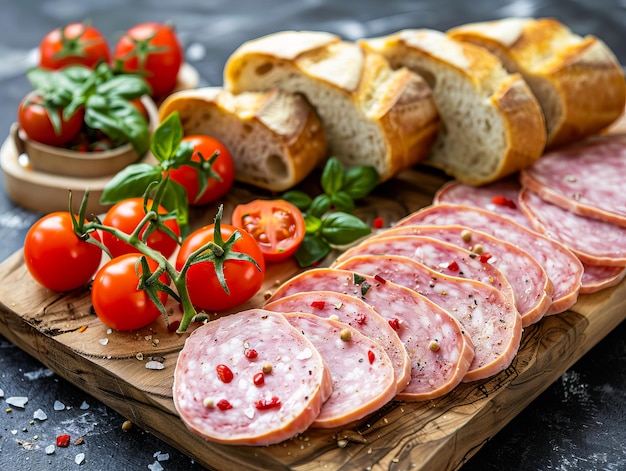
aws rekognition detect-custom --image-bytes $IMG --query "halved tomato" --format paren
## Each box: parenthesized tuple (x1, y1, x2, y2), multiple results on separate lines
(231, 199, 305, 263)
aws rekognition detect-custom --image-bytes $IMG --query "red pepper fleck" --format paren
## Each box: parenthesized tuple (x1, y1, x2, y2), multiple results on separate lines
(447, 261, 460, 272)
(216, 399, 233, 410)
(56, 434, 71, 447)
(368, 350, 375, 364)
(479, 253, 492, 263)
(373, 217, 384, 229)
(167, 320, 181, 333)
(244, 348, 258, 359)
(355, 313, 367, 325)
(255, 396, 281, 410)
(389, 318, 401, 331)
(310, 301, 326, 310)
(374, 274, 387, 284)
(491, 195, 517, 209)
(253, 372, 265, 386)
(216, 364, 234, 383)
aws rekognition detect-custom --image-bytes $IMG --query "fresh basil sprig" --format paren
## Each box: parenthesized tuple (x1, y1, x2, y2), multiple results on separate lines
(26, 61, 151, 155)
(282, 156, 378, 267)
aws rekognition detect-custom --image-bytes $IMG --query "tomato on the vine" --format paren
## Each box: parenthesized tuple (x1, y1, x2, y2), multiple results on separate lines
(18, 92, 84, 146)
(168, 135, 235, 206)
(101, 197, 180, 259)
(231, 199, 306, 262)
(24, 212, 102, 292)
(39, 22, 110, 70)
(113, 22, 183, 97)
(91, 253, 168, 331)
(175, 223, 265, 311)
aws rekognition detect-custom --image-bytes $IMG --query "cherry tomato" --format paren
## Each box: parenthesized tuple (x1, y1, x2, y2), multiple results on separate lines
(113, 22, 183, 97)
(91, 253, 168, 331)
(39, 22, 110, 70)
(24, 212, 102, 292)
(101, 197, 180, 259)
(231, 199, 306, 262)
(168, 135, 235, 206)
(175, 223, 265, 311)
(18, 92, 84, 146)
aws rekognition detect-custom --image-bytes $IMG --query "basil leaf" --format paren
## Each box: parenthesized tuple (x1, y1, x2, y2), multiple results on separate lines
(151, 112, 184, 163)
(281, 190, 312, 211)
(309, 194, 331, 218)
(160, 180, 190, 237)
(320, 157, 344, 195)
(294, 234, 331, 267)
(330, 191, 355, 213)
(343, 165, 379, 199)
(96, 74, 151, 99)
(59, 65, 93, 85)
(320, 212, 371, 246)
(100, 163, 162, 204)
(304, 214, 322, 234)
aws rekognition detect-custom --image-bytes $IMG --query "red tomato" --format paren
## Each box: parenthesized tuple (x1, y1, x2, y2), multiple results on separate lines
(91, 253, 168, 331)
(175, 223, 265, 311)
(113, 22, 183, 97)
(24, 212, 102, 292)
(231, 199, 306, 262)
(168, 135, 235, 206)
(39, 22, 110, 70)
(101, 197, 180, 259)
(18, 92, 84, 146)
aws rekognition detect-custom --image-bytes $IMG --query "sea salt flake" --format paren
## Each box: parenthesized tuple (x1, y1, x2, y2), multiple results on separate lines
(6, 396, 28, 408)
(148, 461, 164, 471)
(296, 348, 313, 360)
(79, 401, 90, 410)
(106, 328, 112, 334)
(54, 400, 65, 411)
(75, 452, 85, 464)
(145, 361, 164, 370)
(99, 338, 109, 346)
(24, 368, 54, 380)
(156, 452, 169, 462)
(45, 444, 55, 455)
(33, 409, 48, 421)
(0, 388, 4, 398)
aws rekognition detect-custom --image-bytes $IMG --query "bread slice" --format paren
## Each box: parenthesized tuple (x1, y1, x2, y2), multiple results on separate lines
(223, 30, 440, 182)
(448, 17, 626, 148)
(159, 86, 327, 192)
(360, 29, 547, 186)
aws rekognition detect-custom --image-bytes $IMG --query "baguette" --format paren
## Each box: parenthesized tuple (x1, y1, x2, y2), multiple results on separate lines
(159, 86, 327, 192)
(223, 30, 440, 182)
(448, 17, 626, 148)
(360, 29, 546, 186)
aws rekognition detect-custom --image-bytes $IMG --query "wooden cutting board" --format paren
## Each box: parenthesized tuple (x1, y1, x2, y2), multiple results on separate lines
(1, 158, 625, 471)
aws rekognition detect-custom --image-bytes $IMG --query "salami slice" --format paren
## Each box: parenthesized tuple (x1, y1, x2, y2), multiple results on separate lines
(519, 189, 626, 267)
(581, 263, 626, 294)
(172, 309, 332, 446)
(371, 224, 552, 327)
(520, 135, 626, 228)
(335, 254, 522, 382)
(434, 178, 529, 227)
(333, 235, 516, 308)
(268, 268, 475, 401)
(281, 312, 396, 428)
(265, 291, 411, 394)
(397, 203, 583, 315)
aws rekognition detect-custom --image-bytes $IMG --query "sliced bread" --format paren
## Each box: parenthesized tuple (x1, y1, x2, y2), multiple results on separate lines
(360, 29, 547, 186)
(448, 17, 626, 148)
(159, 86, 327, 192)
(223, 30, 440, 182)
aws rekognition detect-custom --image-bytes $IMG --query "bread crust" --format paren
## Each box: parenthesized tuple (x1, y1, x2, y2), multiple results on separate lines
(159, 87, 327, 192)
(448, 18, 626, 148)
(223, 30, 440, 181)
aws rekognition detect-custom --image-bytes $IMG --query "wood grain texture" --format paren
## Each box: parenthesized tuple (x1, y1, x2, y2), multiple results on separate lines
(1, 163, 625, 471)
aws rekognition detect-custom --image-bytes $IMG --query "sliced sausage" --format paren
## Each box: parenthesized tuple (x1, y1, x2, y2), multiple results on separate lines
(335, 254, 522, 382)
(281, 312, 396, 428)
(397, 203, 583, 315)
(581, 263, 626, 294)
(268, 268, 475, 402)
(265, 291, 411, 394)
(173, 309, 332, 446)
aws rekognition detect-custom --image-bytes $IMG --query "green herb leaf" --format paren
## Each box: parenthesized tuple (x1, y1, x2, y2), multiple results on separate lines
(159, 179, 190, 237)
(320, 212, 371, 246)
(309, 194, 331, 218)
(151, 112, 184, 163)
(96, 74, 152, 99)
(320, 157, 344, 195)
(343, 165, 379, 199)
(281, 190, 312, 211)
(100, 163, 162, 204)
(330, 191, 355, 213)
(304, 214, 323, 234)
(294, 233, 331, 267)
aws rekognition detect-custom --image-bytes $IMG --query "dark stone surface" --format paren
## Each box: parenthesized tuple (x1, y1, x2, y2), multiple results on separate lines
(1, 1, 625, 470)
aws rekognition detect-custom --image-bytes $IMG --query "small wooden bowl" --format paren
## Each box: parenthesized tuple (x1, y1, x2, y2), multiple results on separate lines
(13, 95, 159, 178)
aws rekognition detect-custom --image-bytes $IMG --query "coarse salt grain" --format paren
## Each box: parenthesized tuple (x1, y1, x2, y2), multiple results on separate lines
(145, 361, 164, 370)
(296, 348, 313, 360)
(6, 396, 28, 408)
(33, 409, 47, 421)
(79, 401, 90, 410)
(148, 461, 164, 471)
(54, 400, 65, 411)
(45, 444, 55, 455)
(99, 338, 109, 346)
(75, 453, 85, 465)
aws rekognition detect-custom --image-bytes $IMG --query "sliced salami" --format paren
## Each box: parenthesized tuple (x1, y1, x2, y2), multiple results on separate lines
(581, 263, 626, 294)
(519, 189, 626, 266)
(268, 268, 475, 402)
(520, 135, 626, 227)
(434, 178, 529, 227)
(281, 312, 396, 428)
(172, 309, 332, 446)
(397, 203, 583, 315)
(333, 234, 516, 307)
(265, 291, 411, 394)
(371, 224, 552, 327)
(335, 254, 522, 382)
